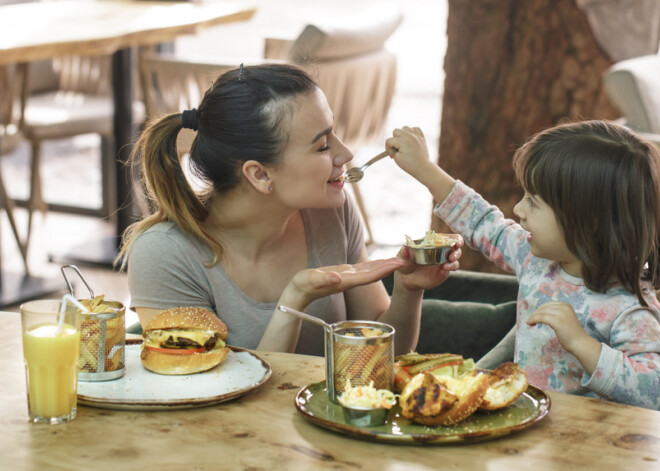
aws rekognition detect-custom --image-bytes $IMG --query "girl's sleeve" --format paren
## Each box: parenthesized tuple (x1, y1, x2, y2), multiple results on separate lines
(582, 307, 660, 410)
(128, 231, 214, 311)
(434, 180, 528, 276)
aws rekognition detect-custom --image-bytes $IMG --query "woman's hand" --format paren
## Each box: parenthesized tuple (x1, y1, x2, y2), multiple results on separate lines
(395, 236, 464, 291)
(281, 257, 406, 310)
(527, 301, 602, 374)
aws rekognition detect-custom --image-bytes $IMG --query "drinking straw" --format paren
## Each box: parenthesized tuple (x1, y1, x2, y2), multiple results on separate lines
(57, 294, 89, 335)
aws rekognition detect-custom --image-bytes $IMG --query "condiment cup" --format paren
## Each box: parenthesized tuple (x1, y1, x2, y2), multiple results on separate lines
(404, 238, 457, 265)
(341, 405, 390, 427)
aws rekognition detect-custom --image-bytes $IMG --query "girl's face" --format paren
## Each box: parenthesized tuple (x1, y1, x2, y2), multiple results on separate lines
(269, 87, 353, 209)
(513, 192, 582, 276)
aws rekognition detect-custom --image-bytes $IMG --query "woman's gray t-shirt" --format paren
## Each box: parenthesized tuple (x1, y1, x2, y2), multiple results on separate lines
(127, 195, 364, 356)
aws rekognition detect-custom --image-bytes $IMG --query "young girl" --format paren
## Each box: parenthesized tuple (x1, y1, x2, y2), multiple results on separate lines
(118, 64, 462, 357)
(387, 120, 660, 410)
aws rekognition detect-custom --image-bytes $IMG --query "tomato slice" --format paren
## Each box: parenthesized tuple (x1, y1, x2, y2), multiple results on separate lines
(145, 345, 205, 355)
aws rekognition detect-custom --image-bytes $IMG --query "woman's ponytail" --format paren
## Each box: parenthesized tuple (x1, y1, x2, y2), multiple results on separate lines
(116, 113, 221, 269)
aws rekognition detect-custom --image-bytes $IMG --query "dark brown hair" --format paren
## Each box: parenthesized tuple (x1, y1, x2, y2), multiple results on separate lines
(513, 120, 660, 305)
(117, 63, 318, 269)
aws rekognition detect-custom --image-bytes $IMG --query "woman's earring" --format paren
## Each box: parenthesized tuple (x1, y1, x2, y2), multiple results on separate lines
(268, 185, 273, 191)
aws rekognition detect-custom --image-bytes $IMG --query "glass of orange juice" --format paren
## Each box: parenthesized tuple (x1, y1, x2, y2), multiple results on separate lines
(21, 299, 81, 424)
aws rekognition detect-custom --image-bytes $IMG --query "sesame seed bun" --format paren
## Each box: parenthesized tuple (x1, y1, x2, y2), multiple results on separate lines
(143, 306, 228, 339)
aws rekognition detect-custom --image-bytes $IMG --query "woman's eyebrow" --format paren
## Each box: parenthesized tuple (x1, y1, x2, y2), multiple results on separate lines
(310, 127, 332, 145)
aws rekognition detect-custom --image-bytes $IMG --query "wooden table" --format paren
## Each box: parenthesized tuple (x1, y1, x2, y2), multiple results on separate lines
(0, 0, 256, 269)
(1, 314, 659, 470)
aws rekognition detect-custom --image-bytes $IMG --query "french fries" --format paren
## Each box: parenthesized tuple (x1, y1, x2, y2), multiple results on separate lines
(333, 342, 392, 394)
(78, 295, 125, 373)
(80, 294, 114, 313)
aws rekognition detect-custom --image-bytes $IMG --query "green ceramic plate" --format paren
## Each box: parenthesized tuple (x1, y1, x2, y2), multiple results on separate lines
(295, 381, 550, 445)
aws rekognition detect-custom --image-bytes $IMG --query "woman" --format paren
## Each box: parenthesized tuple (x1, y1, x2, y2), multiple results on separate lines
(119, 63, 462, 356)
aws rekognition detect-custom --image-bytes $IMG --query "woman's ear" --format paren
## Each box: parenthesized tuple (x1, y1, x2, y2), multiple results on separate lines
(242, 160, 273, 194)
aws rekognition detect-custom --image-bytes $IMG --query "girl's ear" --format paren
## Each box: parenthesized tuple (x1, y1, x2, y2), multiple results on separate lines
(242, 160, 273, 194)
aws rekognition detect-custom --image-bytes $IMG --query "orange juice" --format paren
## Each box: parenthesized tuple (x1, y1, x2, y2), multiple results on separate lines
(22, 322, 80, 421)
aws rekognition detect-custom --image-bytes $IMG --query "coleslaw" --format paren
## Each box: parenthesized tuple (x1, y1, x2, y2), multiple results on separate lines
(338, 380, 397, 410)
(405, 230, 456, 248)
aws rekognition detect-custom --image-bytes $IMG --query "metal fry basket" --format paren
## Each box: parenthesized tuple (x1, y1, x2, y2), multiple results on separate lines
(326, 320, 394, 403)
(276, 306, 395, 403)
(61, 265, 126, 381)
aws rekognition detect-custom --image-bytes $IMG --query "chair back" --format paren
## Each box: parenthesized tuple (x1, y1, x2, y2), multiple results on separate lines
(139, 53, 236, 119)
(138, 53, 242, 160)
(0, 62, 28, 155)
(603, 54, 660, 144)
(264, 6, 403, 148)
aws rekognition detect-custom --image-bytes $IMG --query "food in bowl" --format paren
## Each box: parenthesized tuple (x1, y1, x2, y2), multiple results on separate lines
(338, 380, 397, 410)
(141, 306, 229, 375)
(404, 230, 458, 265)
(338, 380, 397, 427)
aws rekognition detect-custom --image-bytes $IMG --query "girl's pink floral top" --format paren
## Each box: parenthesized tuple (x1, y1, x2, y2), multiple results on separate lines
(436, 181, 660, 410)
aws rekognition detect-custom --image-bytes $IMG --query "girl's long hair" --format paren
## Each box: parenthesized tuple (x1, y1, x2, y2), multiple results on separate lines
(513, 120, 660, 305)
(116, 64, 317, 269)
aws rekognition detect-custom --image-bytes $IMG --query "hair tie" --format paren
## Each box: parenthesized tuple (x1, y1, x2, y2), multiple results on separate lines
(181, 108, 198, 131)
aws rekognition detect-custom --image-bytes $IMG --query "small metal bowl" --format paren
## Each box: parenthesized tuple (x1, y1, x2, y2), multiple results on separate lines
(405, 237, 458, 265)
(341, 405, 391, 427)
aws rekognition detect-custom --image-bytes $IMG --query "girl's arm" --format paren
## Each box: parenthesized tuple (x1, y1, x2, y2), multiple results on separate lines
(386, 126, 456, 204)
(387, 126, 526, 275)
(530, 301, 660, 410)
(527, 302, 602, 374)
(592, 307, 660, 410)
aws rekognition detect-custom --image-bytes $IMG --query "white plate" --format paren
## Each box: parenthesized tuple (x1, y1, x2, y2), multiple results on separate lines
(78, 342, 272, 410)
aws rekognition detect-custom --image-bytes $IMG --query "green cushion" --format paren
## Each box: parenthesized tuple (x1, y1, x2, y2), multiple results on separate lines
(126, 322, 143, 335)
(415, 299, 517, 361)
(381, 270, 519, 305)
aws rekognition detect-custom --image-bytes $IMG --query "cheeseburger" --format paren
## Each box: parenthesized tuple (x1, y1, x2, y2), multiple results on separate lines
(141, 307, 229, 375)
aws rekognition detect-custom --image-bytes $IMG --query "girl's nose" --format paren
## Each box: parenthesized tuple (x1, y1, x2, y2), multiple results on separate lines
(513, 200, 524, 219)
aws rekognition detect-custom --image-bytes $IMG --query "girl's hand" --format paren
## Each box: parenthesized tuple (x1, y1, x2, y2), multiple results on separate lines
(527, 301, 602, 373)
(386, 126, 435, 180)
(396, 236, 464, 291)
(527, 302, 585, 350)
(283, 258, 406, 309)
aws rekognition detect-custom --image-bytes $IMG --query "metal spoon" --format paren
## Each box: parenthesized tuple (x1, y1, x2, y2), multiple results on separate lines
(342, 148, 395, 183)
(277, 305, 332, 332)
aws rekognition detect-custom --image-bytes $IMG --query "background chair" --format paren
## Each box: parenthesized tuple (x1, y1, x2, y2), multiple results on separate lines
(138, 53, 237, 159)
(603, 53, 660, 148)
(21, 54, 145, 246)
(0, 62, 30, 274)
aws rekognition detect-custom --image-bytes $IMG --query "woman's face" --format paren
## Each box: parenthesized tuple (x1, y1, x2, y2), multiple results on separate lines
(269, 87, 353, 209)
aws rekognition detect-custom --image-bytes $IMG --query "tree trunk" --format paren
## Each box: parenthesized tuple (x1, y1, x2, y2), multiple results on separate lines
(434, 0, 620, 273)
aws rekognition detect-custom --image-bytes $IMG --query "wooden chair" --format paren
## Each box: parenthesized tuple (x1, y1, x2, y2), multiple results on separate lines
(21, 54, 145, 243)
(0, 63, 31, 274)
(139, 53, 237, 157)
